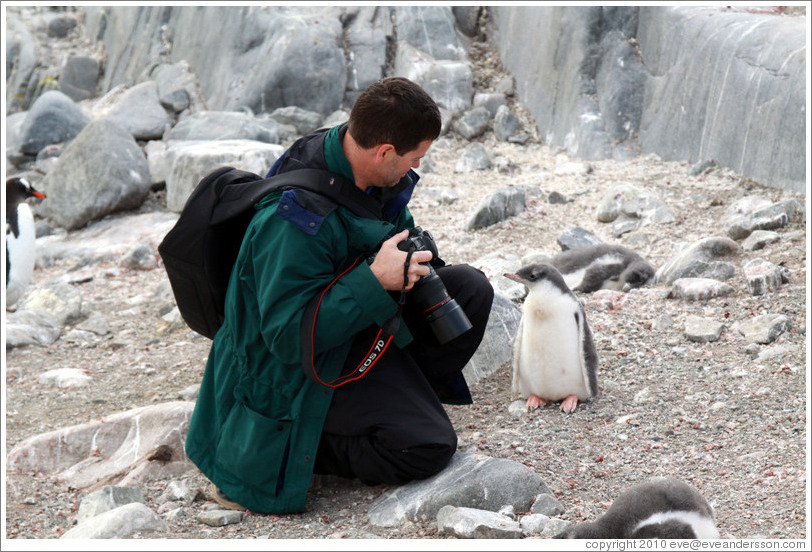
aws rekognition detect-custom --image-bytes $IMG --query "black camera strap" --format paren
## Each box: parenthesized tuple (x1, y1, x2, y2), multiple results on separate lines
(301, 247, 415, 387)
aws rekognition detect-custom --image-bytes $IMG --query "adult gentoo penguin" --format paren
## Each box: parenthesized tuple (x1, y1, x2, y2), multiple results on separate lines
(548, 243, 654, 293)
(6, 177, 46, 309)
(555, 477, 720, 539)
(504, 263, 598, 413)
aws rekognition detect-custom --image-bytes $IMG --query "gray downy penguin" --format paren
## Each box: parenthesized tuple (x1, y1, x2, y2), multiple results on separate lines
(6, 177, 46, 309)
(548, 244, 655, 293)
(556, 478, 720, 539)
(504, 263, 598, 413)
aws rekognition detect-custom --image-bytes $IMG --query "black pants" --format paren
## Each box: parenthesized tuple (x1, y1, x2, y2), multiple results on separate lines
(313, 264, 493, 485)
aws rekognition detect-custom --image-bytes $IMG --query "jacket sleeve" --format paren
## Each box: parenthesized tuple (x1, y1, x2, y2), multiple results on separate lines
(240, 209, 401, 367)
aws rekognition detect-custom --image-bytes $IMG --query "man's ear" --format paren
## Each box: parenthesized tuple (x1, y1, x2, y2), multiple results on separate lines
(374, 143, 396, 162)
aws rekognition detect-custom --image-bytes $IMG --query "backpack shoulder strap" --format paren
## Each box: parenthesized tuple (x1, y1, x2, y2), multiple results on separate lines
(212, 168, 383, 224)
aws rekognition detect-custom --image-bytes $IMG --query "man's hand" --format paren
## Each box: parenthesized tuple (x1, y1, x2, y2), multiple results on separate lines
(369, 229, 433, 291)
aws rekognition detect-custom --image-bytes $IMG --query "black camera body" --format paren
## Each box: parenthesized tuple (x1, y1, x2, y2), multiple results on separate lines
(398, 227, 473, 344)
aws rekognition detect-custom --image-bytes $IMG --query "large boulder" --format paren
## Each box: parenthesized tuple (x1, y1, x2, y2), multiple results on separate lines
(39, 118, 151, 230)
(18, 90, 90, 155)
(85, 6, 347, 115)
(164, 139, 285, 212)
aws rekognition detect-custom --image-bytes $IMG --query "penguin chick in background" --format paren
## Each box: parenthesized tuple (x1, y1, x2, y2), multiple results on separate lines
(504, 263, 598, 413)
(6, 177, 46, 309)
(549, 244, 654, 293)
(556, 477, 720, 539)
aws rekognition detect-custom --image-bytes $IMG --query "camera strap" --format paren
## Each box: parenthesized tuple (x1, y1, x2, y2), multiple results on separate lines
(300, 248, 415, 387)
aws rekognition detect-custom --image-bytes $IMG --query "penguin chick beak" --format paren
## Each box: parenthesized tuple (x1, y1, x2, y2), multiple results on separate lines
(504, 273, 524, 284)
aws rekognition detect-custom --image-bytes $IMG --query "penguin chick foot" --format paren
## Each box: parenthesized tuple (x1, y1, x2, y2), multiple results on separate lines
(526, 394, 547, 410)
(560, 395, 579, 413)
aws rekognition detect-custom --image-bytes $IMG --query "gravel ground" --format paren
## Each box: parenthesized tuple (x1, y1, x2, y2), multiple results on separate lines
(4, 9, 809, 544)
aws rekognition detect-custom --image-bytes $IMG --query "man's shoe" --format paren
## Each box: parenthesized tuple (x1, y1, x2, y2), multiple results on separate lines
(210, 483, 247, 511)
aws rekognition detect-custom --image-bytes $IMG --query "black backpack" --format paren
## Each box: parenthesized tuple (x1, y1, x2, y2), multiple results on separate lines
(158, 166, 376, 339)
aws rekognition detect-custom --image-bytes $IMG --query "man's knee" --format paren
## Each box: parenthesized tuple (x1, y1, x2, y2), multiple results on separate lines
(394, 437, 457, 481)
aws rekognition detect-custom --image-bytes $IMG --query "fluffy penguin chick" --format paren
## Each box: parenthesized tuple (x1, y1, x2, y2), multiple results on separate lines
(505, 263, 598, 413)
(6, 177, 46, 308)
(549, 244, 655, 293)
(556, 478, 720, 539)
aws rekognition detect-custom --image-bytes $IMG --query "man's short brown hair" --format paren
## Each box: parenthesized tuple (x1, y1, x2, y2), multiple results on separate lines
(348, 77, 442, 155)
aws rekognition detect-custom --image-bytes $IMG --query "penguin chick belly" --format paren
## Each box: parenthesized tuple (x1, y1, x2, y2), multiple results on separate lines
(632, 511, 720, 539)
(515, 294, 590, 402)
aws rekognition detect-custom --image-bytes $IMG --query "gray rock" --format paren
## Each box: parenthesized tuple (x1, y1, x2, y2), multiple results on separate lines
(741, 230, 780, 251)
(530, 493, 565, 517)
(37, 368, 91, 389)
(554, 161, 594, 176)
(734, 314, 792, 345)
(6, 402, 197, 490)
(198, 509, 244, 527)
(39, 118, 150, 230)
(102, 81, 172, 140)
(59, 56, 101, 102)
(268, 106, 323, 135)
(473, 92, 507, 116)
(343, 6, 392, 101)
(76, 486, 146, 525)
(3, 309, 61, 348)
(547, 191, 571, 204)
(689, 159, 718, 176)
(465, 186, 525, 230)
(19, 280, 82, 326)
(596, 183, 675, 225)
(121, 243, 159, 271)
(76, 311, 111, 336)
(367, 452, 549, 527)
(145, 140, 168, 186)
(395, 42, 473, 119)
(520, 513, 551, 535)
(62, 502, 168, 539)
(5, 111, 28, 158)
(492, 156, 519, 174)
(47, 15, 77, 38)
(164, 139, 285, 212)
(154, 61, 200, 113)
(653, 237, 741, 285)
(557, 227, 604, 251)
(471, 252, 525, 299)
(18, 90, 90, 155)
(452, 6, 481, 37)
(493, 104, 521, 141)
(463, 293, 522, 385)
(165, 111, 278, 144)
(396, 6, 467, 61)
(726, 202, 791, 240)
(437, 505, 522, 539)
(540, 517, 572, 537)
(178, 383, 201, 402)
(35, 211, 178, 269)
(742, 258, 790, 296)
(455, 106, 491, 140)
(668, 278, 735, 302)
(455, 142, 492, 173)
(684, 315, 726, 343)
(6, 16, 38, 112)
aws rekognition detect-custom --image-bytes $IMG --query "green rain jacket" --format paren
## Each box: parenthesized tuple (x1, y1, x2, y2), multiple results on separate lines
(185, 127, 417, 513)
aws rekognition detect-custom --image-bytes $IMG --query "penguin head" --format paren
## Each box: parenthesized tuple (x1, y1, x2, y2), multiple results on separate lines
(6, 177, 46, 204)
(505, 262, 570, 292)
(619, 260, 654, 291)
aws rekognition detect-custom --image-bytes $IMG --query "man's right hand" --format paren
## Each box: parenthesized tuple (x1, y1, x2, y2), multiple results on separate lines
(369, 229, 433, 291)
